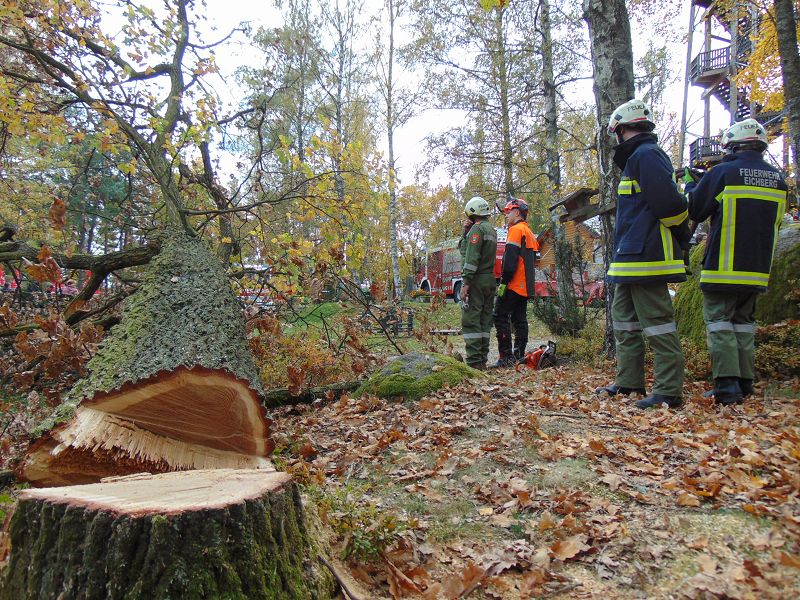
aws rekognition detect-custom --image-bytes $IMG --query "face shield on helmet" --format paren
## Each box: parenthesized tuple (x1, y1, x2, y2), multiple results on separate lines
(464, 196, 491, 218)
(607, 99, 655, 135)
(721, 118, 768, 151)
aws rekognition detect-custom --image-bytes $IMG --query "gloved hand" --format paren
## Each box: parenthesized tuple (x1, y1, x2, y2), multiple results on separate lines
(672, 221, 692, 253)
(681, 169, 696, 185)
(497, 283, 507, 298)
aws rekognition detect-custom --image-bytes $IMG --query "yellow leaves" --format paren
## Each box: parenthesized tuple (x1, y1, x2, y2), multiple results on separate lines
(48, 198, 67, 231)
(479, 0, 511, 10)
(735, 14, 785, 112)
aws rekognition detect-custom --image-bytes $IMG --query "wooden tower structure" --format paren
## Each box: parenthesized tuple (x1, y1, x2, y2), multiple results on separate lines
(683, 0, 783, 169)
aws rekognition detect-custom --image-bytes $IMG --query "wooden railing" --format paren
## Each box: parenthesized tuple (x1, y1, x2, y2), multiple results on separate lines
(690, 47, 730, 81)
(689, 136, 723, 166)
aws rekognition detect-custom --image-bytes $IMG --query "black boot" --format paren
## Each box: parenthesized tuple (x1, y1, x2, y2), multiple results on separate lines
(595, 384, 646, 396)
(489, 356, 516, 369)
(635, 394, 683, 409)
(738, 378, 754, 397)
(711, 377, 743, 405)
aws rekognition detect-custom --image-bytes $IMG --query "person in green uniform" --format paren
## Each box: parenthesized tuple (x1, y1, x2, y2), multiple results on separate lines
(459, 196, 497, 370)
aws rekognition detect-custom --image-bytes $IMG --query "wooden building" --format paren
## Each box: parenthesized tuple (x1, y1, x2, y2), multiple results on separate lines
(536, 221, 603, 281)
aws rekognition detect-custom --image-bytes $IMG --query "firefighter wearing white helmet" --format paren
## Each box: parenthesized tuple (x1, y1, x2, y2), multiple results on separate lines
(596, 98, 690, 410)
(721, 117, 768, 151)
(458, 195, 497, 369)
(686, 119, 786, 405)
(607, 99, 656, 135)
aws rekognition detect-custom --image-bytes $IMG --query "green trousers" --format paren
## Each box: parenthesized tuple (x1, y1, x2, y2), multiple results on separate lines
(611, 282, 684, 397)
(462, 274, 496, 367)
(703, 291, 757, 380)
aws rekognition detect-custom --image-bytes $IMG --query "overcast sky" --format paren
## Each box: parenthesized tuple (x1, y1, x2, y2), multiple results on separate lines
(198, 0, 772, 185)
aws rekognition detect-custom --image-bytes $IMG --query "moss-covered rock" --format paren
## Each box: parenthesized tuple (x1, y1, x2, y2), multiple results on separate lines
(755, 225, 800, 324)
(673, 243, 706, 346)
(356, 352, 480, 401)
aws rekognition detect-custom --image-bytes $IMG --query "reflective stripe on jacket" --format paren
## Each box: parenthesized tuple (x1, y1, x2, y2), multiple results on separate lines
(502, 221, 538, 297)
(608, 135, 688, 284)
(686, 151, 787, 293)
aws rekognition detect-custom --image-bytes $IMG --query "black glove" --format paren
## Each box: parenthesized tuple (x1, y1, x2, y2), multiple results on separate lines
(671, 221, 692, 273)
(672, 221, 691, 252)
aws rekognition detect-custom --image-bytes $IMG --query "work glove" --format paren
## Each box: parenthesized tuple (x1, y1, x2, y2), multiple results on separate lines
(497, 283, 507, 298)
(672, 221, 692, 253)
(681, 170, 696, 185)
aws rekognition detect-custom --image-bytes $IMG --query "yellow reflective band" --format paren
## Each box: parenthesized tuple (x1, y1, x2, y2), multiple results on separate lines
(700, 269, 770, 286)
(659, 224, 672, 262)
(724, 186, 787, 203)
(617, 179, 641, 195)
(660, 209, 688, 228)
(720, 195, 736, 272)
(609, 260, 686, 277)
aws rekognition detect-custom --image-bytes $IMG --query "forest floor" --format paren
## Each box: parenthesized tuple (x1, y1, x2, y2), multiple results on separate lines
(1, 299, 798, 599)
(272, 331, 800, 599)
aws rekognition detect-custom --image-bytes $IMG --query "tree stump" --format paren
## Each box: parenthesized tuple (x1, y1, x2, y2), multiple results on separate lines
(1, 469, 334, 600)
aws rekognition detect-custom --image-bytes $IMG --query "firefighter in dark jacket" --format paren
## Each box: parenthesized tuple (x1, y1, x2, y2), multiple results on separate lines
(459, 196, 497, 370)
(492, 198, 538, 368)
(595, 99, 690, 409)
(685, 118, 787, 405)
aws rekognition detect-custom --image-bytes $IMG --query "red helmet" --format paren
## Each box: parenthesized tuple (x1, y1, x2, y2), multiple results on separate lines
(503, 198, 528, 217)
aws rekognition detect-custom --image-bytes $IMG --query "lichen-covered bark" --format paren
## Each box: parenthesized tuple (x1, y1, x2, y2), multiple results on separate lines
(50, 230, 264, 421)
(774, 0, 800, 171)
(583, 0, 635, 358)
(1, 481, 334, 600)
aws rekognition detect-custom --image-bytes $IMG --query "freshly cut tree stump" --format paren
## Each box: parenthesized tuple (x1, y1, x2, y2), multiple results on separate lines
(18, 232, 274, 486)
(0, 469, 334, 600)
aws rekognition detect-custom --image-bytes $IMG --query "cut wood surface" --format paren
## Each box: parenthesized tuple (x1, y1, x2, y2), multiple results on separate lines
(18, 232, 273, 487)
(19, 469, 289, 515)
(1, 469, 335, 600)
(20, 367, 275, 486)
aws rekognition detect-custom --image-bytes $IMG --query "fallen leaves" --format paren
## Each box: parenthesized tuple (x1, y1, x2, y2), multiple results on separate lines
(270, 366, 800, 599)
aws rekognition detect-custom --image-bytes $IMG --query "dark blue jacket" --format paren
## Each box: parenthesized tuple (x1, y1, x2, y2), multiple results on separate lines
(686, 151, 787, 293)
(607, 134, 689, 284)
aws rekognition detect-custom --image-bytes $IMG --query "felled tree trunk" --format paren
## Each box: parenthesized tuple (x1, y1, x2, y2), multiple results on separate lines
(17, 231, 273, 486)
(1, 469, 334, 600)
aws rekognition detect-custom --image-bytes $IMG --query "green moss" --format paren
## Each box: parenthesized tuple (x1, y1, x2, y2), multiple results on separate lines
(673, 243, 706, 346)
(755, 242, 800, 324)
(356, 352, 481, 401)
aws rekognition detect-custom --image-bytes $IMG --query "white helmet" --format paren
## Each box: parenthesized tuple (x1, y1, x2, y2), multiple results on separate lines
(722, 118, 768, 150)
(464, 196, 491, 217)
(607, 99, 655, 135)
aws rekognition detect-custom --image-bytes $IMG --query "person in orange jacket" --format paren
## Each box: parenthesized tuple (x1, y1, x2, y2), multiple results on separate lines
(491, 198, 539, 367)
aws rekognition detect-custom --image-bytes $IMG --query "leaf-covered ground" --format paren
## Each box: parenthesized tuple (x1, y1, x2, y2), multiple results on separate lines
(272, 364, 800, 599)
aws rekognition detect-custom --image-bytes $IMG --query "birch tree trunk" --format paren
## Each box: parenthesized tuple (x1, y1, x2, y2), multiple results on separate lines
(583, 0, 635, 358)
(386, 0, 403, 299)
(494, 7, 515, 195)
(540, 0, 572, 312)
(774, 0, 800, 176)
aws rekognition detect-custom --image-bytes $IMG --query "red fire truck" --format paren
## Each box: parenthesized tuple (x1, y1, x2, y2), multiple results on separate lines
(415, 229, 602, 303)
(416, 228, 508, 302)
